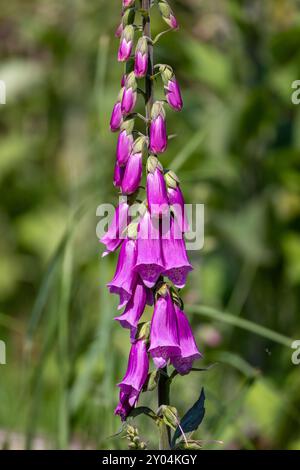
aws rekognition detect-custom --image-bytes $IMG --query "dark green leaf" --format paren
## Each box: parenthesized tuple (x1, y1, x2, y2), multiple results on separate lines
(171, 388, 205, 447)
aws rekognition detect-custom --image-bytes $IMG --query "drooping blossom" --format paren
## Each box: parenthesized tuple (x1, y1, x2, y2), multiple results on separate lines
(171, 304, 202, 375)
(115, 278, 148, 340)
(110, 88, 124, 132)
(118, 25, 134, 62)
(115, 339, 149, 421)
(107, 237, 137, 310)
(134, 36, 148, 78)
(146, 156, 169, 217)
(121, 72, 137, 115)
(149, 102, 167, 154)
(158, 0, 179, 30)
(161, 217, 192, 288)
(134, 210, 164, 288)
(121, 136, 147, 195)
(165, 170, 189, 232)
(116, 119, 134, 166)
(100, 200, 129, 256)
(148, 286, 180, 368)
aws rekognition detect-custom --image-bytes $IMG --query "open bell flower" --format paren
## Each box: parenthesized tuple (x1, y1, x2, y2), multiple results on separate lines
(149, 102, 167, 154)
(165, 170, 189, 232)
(114, 278, 147, 340)
(146, 156, 169, 217)
(121, 72, 137, 116)
(134, 36, 148, 78)
(116, 119, 134, 166)
(148, 286, 180, 368)
(121, 136, 147, 195)
(162, 217, 192, 288)
(100, 200, 129, 256)
(115, 339, 149, 421)
(134, 209, 164, 288)
(118, 25, 134, 62)
(107, 237, 137, 310)
(171, 304, 202, 375)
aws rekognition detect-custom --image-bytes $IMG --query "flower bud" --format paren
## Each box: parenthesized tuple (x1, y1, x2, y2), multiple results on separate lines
(134, 37, 148, 78)
(123, 0, 135, 8)
(146, 155, 162, 174)
(121, 72, 137, 115)
(122, 7, 135, 27)
(149, 102, 167, 154)
(110, 88, 124, 132)
(118, 25, 134, 62)
(158, 0, 179, 30)
(160, 66, 183, 111)
(116, 119, 135, 166)
(164, 170, 180, 189)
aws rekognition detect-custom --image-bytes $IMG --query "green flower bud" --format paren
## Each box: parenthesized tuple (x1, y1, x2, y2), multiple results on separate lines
(122, 8, 135, 27)
(151, 101, 166, 120)
(164, 170, 180, 189)
(159, 65, 174, 85)
(121, 117, 135, 133)
(125, 71, 137, 91)
(132, 135, 148, 157)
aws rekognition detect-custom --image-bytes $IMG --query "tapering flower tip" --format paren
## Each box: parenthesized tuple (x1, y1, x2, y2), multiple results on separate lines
(134, 37, 148, 78)
(149, 102, 167, 154)
(115, 339, 149, 421)
(165, 171, 190, 232)
(121, 72, 137, 116)
(118, 25, 134, 62)
(100, 201, 129, 256)
(171, 304, 202, 375)
(114, 278, 147, 339)
(146, 159, 169, 217)
(162, 217, 192, 288)
(107, 237, 137, 310)
(110, 92, 123, 132)
(160, 65, 183, 112)
(116, 119, 134, 166)
(148, 286, 180, 369)
(123, 0, 135, 8)
(113, 161, 125, 188)
(121, 136, 147, 195)
(158, 0, 179, 30)
(115, 22, 123, 38)
(121, 73, 127, 88)
(134, 210, 164, 288)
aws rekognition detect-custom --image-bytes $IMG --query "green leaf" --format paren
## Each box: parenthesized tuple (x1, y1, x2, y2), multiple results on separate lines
(171, 388, 206, 447)
(128, 406, 158, 421)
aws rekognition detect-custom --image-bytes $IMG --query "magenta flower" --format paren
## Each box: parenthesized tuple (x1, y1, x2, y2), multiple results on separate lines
(110, 101, 123, 132)
(171, 305, 202, 375)
(115, 339, 149, 421)
(134, 37, 148, 78)
(134, 210, 164, 288)
(121, 72, 137, 115)
(115, 278, 147, 339)
(113, 161, 125, 188)
(168, 13, 179, 30)
(118, 25, 134, 62)
(146, 158, 169, 217)
(149, 102, 167, 154)
(123, 0, 135, 8)
(148, 287, 180, 368)
(165, 171, 189, 232)
(107, 238, 137, 310)
(116, 119, 134, 166)
(162, 217, 192, 288)
(100, 201, 129, 257)
(121, 136, 146, 195)
(166, 79, 182, 111)
(115, 22, 123, 38)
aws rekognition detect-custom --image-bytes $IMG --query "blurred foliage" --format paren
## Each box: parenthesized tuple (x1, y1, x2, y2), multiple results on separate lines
(0, 0, 300, 450)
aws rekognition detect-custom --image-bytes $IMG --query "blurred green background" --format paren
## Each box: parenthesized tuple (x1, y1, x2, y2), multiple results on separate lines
(1, 0, 300, 450)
